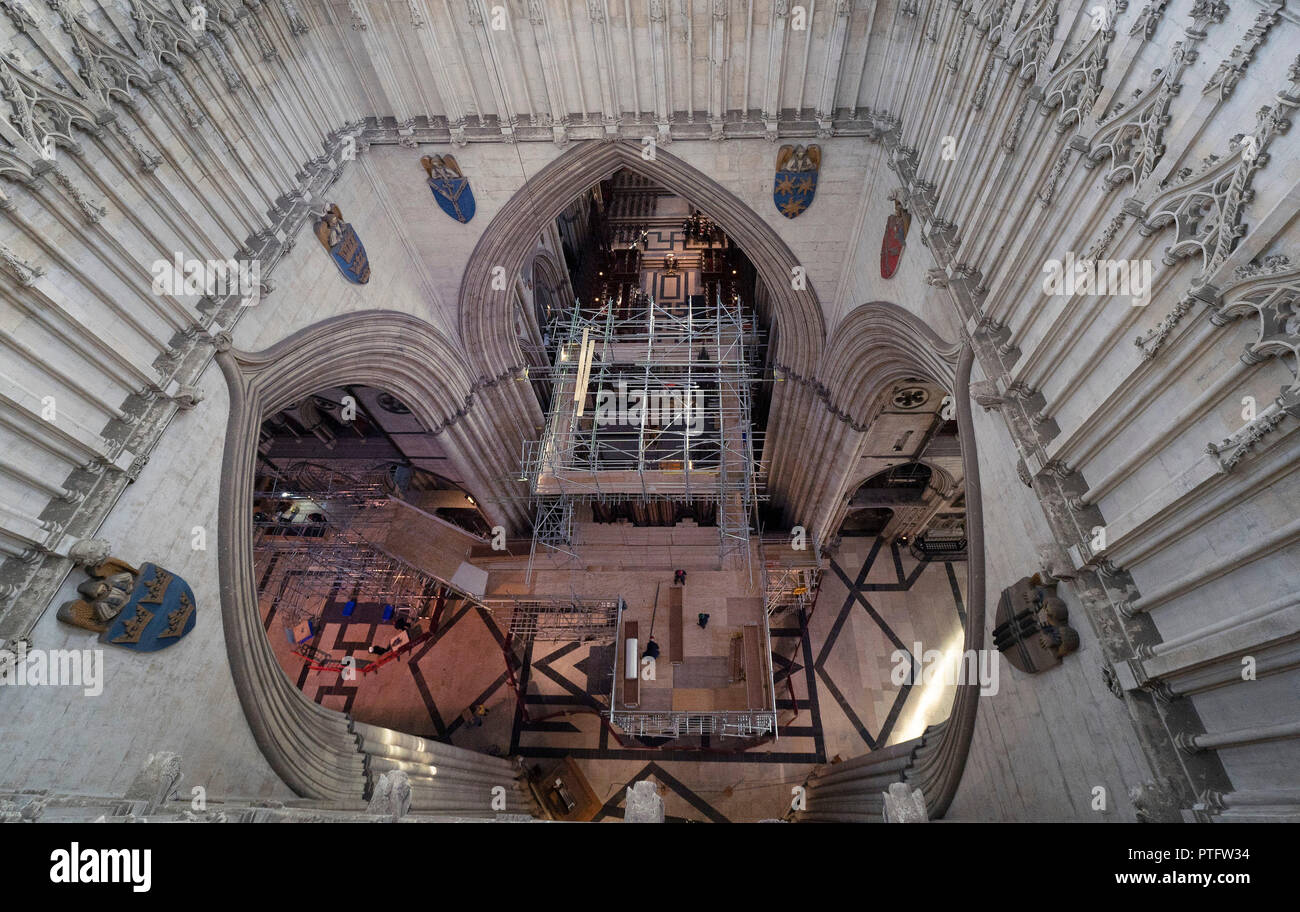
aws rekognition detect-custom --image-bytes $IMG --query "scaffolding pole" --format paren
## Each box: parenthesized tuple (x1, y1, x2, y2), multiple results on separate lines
(488, 595, 620, 643)
(517, 288, 766, 581)
(252, 462, 482, 631)
(759, 533, 823, 618)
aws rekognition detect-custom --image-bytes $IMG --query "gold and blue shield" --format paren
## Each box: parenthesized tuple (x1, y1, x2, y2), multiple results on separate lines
(773, 144, 821, 219)
(315, 203, 371, 284)
(422, 154, 476, 223)
(100, 563, 197, 652)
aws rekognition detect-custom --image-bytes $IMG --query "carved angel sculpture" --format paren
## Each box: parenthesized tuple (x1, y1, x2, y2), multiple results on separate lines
(57, 558, 139, 632)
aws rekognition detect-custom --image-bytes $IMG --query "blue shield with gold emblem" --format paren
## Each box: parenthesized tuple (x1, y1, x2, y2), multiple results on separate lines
(100, 563, 197, 652)
(773, 144, 821, 219)
(315, 204, 371, 284)
(422, 154, 476, 223)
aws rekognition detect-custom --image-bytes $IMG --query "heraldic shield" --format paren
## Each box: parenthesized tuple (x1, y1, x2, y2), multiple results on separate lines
(315, 203, 371, 284)
(880, 199, 911, 279)
(422, 154, 476, 223)
(100, 563, 197, 652)
(773, 144, 821, 219)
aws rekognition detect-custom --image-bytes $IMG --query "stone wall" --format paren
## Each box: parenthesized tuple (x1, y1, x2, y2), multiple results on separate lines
(1, 1, 1297, 819)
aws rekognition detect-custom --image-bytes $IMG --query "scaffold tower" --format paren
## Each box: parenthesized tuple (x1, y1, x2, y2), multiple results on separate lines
(490, 595, 621, 643)
(251, 462, 483, 631)
(520, 287, 766, 580)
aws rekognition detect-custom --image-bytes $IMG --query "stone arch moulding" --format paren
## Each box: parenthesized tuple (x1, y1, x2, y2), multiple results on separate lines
(522, 246, 570, 330)
(458, 139, 828, 379)
(839, 459, 959, 513)
(820, 301, 961, 397)
(779, 301, 961, 538)
(523, 245, 566, 293)
(214, 311, 524, 802)
(796, 301, 984, 819)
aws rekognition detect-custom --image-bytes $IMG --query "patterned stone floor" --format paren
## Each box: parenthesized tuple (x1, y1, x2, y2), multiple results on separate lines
(501, 540, 968, 821)
(257, 555, 516, 751)
(811, 537, 968, 762)
(258, 536, 967, 821)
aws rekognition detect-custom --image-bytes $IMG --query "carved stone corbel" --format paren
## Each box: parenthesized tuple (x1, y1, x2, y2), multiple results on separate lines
(624, 780, 665, 822)
(924, 267, 948, 288)
(882, 782, 928, 822)
(969, 380, 1004, 411)
(167, 385, 203, 410)
(125, 751, 184, 816)
(66, 537, 113, 568)
(365, 769, 412, 821)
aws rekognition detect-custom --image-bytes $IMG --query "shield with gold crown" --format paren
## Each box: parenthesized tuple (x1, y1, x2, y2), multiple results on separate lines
(99, 563, 197, 652)
(315, 203, 371, 284)
(773, 144, 821, 219)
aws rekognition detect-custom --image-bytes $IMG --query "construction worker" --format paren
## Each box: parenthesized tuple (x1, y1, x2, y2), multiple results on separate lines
(466, 703, 489, 728)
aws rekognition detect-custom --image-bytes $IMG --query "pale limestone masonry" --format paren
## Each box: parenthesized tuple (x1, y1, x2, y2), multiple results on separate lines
(0, 1, 1296, 823)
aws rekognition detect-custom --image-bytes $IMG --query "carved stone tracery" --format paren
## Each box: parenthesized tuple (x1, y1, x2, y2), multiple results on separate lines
(1087, 3, 1229, 189)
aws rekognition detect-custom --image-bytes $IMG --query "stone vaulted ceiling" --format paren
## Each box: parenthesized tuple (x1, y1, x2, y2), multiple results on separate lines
(329, 0, 887, 144)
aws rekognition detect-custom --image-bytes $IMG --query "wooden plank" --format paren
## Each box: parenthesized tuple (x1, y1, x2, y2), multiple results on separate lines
(671, 687, 716, 711)
(622, 620, 639, 708)
(743, 624, 765, 709)
(729, 634, 744, 682)
(668, 586, 684, 664)
(671, 686, 748, 711)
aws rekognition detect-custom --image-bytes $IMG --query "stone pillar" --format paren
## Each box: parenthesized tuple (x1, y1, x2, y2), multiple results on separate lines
(624, 780, 664, 823)
(365, 769, 412, 821)
(882, 782, 929, 822)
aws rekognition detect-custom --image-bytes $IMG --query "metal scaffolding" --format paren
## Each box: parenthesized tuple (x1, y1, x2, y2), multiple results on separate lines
(760, 534, 823, 618)
(253, 460, 405, 537)
(488, 595, 621, 643)
(607, 595, 779, 740)
(519, 288, 766, 580)
(607, 711, 777, 739)
(252, 462, 478, 632)
(255, 525, 473, 629)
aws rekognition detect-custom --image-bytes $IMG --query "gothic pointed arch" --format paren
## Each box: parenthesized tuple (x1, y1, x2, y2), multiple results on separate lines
(458, 139, 827, 380)
(215, 311, 527, 802)
(795, 301, 985, 820)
